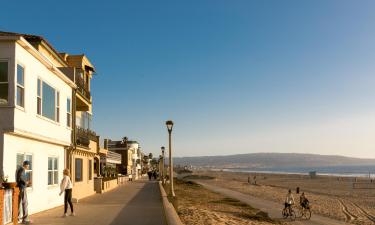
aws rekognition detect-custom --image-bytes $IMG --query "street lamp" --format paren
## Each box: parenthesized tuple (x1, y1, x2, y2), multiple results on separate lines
(161, 146, 165, 184)
(166, 120, 175, 197)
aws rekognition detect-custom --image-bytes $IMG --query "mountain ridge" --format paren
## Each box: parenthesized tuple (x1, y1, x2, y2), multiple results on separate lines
(173, 153, 375, 168)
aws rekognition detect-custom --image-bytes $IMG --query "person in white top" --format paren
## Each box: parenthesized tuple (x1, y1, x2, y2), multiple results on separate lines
(284, 189, 295, 213)
(59, 169, 74, 217)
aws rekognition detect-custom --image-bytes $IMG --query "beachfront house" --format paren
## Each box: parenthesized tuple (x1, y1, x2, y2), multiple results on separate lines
(0, 31, 75, 214)
(108, 139, 142, 179)
(59, 54, 102, 202)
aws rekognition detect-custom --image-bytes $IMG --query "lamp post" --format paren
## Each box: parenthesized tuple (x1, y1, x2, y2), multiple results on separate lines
(166, 120, 175, 197)
(161, 146, 165, 184)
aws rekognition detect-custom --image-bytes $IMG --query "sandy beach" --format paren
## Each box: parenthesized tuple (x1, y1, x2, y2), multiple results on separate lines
(187, 170, 375, 225)
(171, 179, 280, 225)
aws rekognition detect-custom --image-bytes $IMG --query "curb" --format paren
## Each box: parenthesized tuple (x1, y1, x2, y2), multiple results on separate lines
(158, 181, 184, 225)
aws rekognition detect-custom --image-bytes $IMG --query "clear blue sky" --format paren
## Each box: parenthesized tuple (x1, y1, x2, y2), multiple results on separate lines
(2, 1, 375, 158)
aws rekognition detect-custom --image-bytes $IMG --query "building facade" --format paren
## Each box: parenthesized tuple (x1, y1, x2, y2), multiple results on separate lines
(0, 31, 75, 214)
(60, 54, 100, 202)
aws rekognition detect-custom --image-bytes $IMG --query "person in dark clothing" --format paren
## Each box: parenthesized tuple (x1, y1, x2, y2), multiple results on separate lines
(153, 170, 157, 180)
(147, 171, 152, 181)
(16, 161, 31, 224)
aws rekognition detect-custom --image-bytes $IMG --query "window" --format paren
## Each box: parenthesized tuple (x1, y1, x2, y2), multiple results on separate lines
(67, 98, 71, 127)
(56, 91, 60, 122)
(0, 61, 8, 105)
(88, 160, 92, 180)
(16, 64, 25, 108)
(37, 79, 41, 115)
(16, 153, 33, 187)
(48, 157, 58, 185)
(37, 79, 60, 122)
(75, 158, 83, 182)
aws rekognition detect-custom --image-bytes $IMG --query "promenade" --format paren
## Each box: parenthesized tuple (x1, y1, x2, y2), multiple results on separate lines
(31, 179, 167, 225)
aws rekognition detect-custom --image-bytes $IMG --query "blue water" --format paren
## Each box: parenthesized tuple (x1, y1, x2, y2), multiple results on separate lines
(222, 165, 375, 178)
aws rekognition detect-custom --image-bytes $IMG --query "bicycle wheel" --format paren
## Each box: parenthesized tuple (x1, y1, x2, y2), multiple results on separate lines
(295, 207, 303, 218)
(303, 209, 311, 220)
(282, 208, 288, 218)
(290, 210, 296, 221)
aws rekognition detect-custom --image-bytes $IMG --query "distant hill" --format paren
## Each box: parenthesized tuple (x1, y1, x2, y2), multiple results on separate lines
(173, 153, 375, 169)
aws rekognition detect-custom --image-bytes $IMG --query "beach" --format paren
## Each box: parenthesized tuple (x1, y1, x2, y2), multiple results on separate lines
(172, 179, 279, 225)
(188, 170, 375, 225)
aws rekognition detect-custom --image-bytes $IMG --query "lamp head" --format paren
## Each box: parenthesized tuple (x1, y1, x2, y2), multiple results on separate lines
(166, 120, 174, 132)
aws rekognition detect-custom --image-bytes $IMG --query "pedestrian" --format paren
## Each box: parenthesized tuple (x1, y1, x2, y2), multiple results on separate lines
(147, 171, 152, 181)
(153, 170, 157, 180)
(16, 160, 31, 224)
(59, 169, 74, 217)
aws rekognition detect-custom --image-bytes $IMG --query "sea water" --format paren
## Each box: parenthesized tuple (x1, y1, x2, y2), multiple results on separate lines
(219, 165, 375, 178)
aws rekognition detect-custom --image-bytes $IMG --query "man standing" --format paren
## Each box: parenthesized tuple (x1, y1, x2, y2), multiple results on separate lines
(16, 161, 31, 224)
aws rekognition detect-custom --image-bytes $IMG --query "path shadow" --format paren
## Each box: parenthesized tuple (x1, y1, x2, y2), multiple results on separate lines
(109, 181, 167, 225)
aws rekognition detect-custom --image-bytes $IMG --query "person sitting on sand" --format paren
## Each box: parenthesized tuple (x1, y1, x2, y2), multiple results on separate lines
(300, 192, 309, 209)
(284, 189, 295, 213)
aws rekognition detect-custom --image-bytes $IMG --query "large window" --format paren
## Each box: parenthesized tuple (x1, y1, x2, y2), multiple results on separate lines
(88, 160, 92, 180)
(37, 79, 60, 122)
(16, 64, 25, 108)
(67, 98, 71, 127)
(16, 153, 33, 187)
(75, 158, 83, 182)
(48, 157, 58, 185)
(0, 61, 8, 105)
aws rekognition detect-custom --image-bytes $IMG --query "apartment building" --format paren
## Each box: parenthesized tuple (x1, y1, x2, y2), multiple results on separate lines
(0, 31, 75, 214)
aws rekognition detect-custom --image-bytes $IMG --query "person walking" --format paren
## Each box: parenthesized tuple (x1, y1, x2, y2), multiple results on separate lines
(16, 160, 31, 224)
(59, 169, 74, 217)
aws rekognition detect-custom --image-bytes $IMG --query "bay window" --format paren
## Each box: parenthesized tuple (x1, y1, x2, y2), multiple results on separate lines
(0, 61, 8, 105)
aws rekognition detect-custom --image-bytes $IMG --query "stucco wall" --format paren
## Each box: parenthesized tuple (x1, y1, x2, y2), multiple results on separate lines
(13, 42, 72, 145)
(3, 133, 65, 214)
(72, 155, 95, 201)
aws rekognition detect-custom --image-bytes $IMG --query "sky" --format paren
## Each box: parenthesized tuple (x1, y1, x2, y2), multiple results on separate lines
(1, 1, 375, 158)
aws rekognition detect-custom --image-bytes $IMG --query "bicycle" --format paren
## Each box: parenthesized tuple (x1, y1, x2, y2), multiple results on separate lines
(282, 204, 296, 220)
(296, 203, 312, 220)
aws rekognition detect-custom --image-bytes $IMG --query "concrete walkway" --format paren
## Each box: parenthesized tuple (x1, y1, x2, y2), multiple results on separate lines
(195, 181, 349, 225)
(31, 179, 167, 225)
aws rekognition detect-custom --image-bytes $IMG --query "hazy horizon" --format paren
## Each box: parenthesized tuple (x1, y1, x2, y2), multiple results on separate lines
(2, 1, 375, 159)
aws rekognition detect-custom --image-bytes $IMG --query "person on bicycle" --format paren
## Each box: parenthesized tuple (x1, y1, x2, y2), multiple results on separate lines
(284, 189, 295, 213)
(300, 192, 309, 209)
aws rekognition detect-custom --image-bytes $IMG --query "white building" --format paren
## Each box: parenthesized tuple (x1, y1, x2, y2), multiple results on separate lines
(0, 31, 75, 214)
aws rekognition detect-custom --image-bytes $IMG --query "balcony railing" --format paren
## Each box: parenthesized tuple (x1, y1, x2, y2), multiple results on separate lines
(76, 77, 91, 101)
(76, 126, 97, 148)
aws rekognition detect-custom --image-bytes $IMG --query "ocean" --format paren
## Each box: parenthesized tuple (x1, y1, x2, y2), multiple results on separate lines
(220, 165, 375, 178)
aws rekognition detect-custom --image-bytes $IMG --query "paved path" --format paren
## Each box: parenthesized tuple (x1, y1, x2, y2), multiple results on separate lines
(31, 179, 167, 225)
(195, 181, 349, 225)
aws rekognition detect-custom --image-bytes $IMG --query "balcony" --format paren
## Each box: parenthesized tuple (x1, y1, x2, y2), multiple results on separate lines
(76, 76, 91, 102)
(76, 126, 98, 148)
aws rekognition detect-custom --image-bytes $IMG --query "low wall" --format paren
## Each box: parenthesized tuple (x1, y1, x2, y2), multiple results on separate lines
(94, 176, 128, 194)
(0, 186, 19, 225)
(158, 182, 183, 225)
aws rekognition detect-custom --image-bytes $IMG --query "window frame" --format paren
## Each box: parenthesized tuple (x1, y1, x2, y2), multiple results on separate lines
(16, 64, 25, 108)
(37, 78, 60, 123)
(48, 156, 59, 186)
(56, 91, 60, 123)
(75, 158, 83, 182)
(88, 159, 92, 180)
(66, 98, 71, 127)
(16, 153, 33, 188)
(0, 60, 9, 106)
